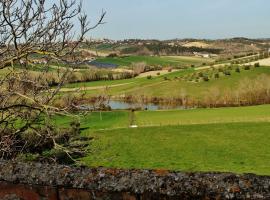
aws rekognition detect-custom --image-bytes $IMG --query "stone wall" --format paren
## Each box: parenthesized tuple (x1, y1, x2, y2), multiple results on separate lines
(0, 161, 270, 200)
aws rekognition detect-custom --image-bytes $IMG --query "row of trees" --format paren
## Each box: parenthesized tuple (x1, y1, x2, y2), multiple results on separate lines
(145, 43, 220, 56)
(118, 42, 221, 56)
(117, 74, 270, 109)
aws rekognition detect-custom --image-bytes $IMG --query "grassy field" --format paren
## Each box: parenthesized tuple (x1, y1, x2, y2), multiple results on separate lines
(56, 63, 270, 175)
(53, 111, 130, 134)
(62, 66, 270, 99)
(82, 122, 270, 175)
(55, 105, 270, 132)
(53, 105, 270, 175)
(95, 55, 213, 67)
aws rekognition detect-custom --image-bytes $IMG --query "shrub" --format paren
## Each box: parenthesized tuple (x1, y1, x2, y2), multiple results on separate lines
(164, 76, 168, 81)
(198, 72, 204, 77)
(224, 71, 231, 76)
(107, 53, 118, 57)
(147, 75, 152, 79)
(218, 68, 223, 73)
(254, 62, 260, 68)
(244, 65, 251, 70)
(235, 67, 240, 73)
(156, 72, 160, 76)
(203, 76, 209, 82)
(214, 73, 220, 79)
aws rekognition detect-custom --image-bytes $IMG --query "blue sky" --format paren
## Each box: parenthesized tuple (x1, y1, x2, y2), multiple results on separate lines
(85, 0, 270, 40)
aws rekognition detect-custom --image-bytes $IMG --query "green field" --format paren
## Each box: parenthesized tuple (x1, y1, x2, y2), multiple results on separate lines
(63, 66, 270, 99)
(82, 122, 270, 175)
(56, 64, 270, 175)
(95, 55, 212, 67)
(54, 105, 270, 175)
(55, 105, 270, 131)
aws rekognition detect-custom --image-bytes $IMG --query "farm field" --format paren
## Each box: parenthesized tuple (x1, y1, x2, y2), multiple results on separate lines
(62, 66, 270, 99)
(94, 55, 213, 67)
(82, 122, 270, 175)
(53, 104, 270, 175)
(54, 104, 270, 132)
(248, 57, 270, 66)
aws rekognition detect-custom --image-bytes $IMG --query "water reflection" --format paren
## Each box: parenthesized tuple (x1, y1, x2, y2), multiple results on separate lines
(79, 100, 187, 111)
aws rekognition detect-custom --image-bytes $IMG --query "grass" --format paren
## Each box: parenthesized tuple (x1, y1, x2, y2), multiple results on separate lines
(135, 105, 270, 126)
(51, 105, 270, 175)
(95, 55, 212, 67)
(81, 122, 270, 175)
(62, 66, 270, 99)
(53, 111, 130, 134)
(54, 104, 270, 131)
(62, 68, 194, 89)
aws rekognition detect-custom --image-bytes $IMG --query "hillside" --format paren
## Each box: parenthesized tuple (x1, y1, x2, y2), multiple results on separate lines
(84, 38, 270, 58)
(62, 65, 270, 102)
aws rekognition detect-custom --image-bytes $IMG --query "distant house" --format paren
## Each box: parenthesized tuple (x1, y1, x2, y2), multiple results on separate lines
(168, 42, 175, 47)
(193, 52, 210, 58)
(202, 54, 210, 58)
(193, 52, 217, 58)
(32, 59, 48, 64)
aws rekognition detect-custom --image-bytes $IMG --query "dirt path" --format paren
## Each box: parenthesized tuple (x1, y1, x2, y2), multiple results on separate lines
(247, 58, 270, 66)
(136, 70, 179, 78)
(60, 82, 135, 92)
(195, 66, 212, 71)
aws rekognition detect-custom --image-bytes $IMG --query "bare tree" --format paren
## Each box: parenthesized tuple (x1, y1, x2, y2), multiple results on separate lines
(132, 62, 146, 75)
(0, 0, 105, 159)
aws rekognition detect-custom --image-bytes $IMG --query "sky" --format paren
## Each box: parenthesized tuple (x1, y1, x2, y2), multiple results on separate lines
(84, 0, 270, 40)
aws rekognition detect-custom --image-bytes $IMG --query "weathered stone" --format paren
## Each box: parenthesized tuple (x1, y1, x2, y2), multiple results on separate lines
(0, 161, 270, 199)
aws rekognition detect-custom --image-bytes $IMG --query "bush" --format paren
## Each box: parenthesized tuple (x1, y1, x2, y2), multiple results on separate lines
(224, 71, 231, 76)
(214, 73, 220, 79)
(107, 53, 118, 57)
(198, 72, 204, 77)
(156, 72, 160, 76)
(254, 63, 260, 68)
(147, 75, 152, 79)
(164, 76, 168, 81)
(244, 65, 251, 70)
(218, 68, 223, 73)
(203, 76, 209, 82)
(235, 67, 240, 73)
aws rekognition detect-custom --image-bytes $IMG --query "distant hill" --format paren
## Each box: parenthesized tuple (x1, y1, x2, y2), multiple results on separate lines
(83, 38, 270, 58)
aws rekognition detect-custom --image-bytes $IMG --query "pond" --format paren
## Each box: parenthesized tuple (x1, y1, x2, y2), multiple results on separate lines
(86, 60, 119, 68)
(79, 100, 187, 111)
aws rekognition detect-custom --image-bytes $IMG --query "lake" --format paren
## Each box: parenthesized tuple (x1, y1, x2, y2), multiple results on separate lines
(79, 100, 187, 111)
